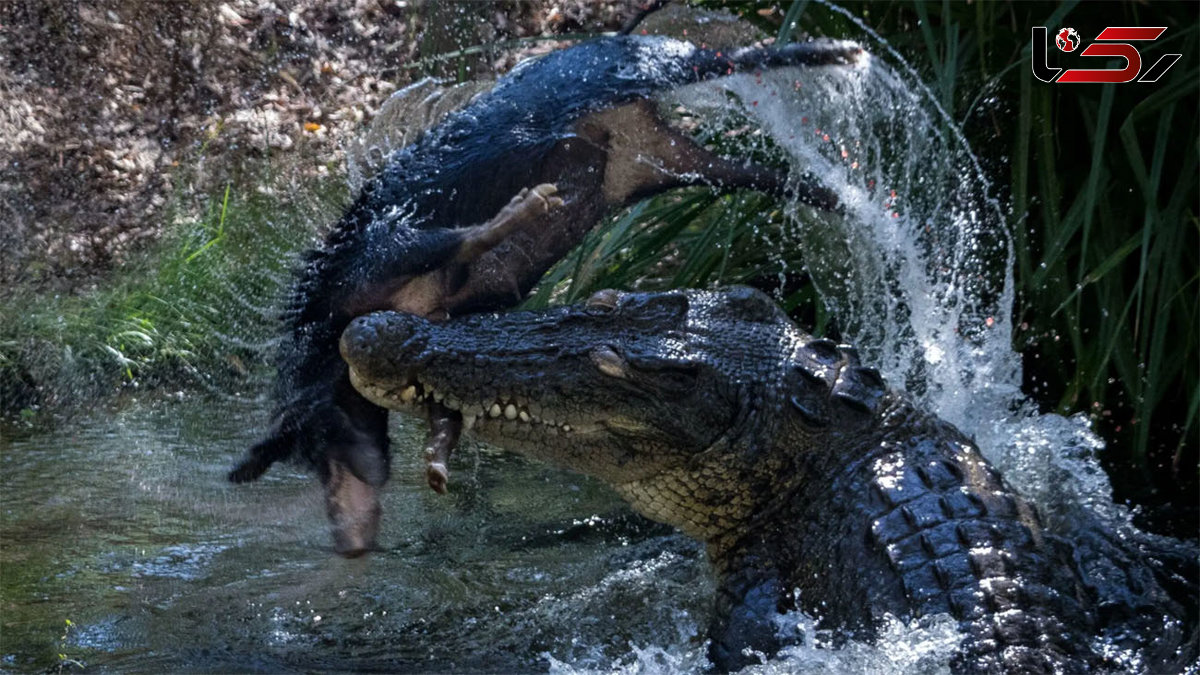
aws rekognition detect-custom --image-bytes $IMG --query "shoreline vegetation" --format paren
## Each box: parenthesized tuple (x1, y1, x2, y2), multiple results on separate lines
(1, 161, 345, 420)
(1, 1, 1195, 535)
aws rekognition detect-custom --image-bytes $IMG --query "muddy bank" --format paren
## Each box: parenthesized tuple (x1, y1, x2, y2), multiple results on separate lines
(0, 0, 640, 292)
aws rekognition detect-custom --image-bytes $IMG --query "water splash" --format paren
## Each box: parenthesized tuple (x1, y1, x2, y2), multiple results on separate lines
(546, 611, 963, 675)
(671, 41, 1129, 541)
(756, 612, 962, 675)
(678, 58, 1014, 421)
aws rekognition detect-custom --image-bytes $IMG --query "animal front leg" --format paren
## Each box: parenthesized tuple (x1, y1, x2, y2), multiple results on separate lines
(423, 401, 461, 494)
(708, 541, 791, 671)
(389, 183, 564, 318)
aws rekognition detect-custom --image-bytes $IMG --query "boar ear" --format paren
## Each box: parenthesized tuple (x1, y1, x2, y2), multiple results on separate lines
(228, 426, 295, 483)
(228, 400, 317, 483)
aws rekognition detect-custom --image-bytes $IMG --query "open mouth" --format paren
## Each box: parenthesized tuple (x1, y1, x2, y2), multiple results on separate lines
(349, 369, 579, 434)
(348, 365, 587, 495)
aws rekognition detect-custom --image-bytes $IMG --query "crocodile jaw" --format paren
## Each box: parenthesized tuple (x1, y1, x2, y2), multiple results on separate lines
(348, 366, 600, 437)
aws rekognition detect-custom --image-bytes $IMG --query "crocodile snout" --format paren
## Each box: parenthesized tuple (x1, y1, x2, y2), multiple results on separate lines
(340, 311, 431, 376)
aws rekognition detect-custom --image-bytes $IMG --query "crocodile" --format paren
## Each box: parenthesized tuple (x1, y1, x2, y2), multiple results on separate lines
(225, 36, 862, 555)
(339, 286, 1199, 673)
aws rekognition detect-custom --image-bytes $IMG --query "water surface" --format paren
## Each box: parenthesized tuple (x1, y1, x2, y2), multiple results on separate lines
(2, 395, 712, 672)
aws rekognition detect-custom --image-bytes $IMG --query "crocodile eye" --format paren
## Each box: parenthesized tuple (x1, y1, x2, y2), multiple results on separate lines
(585, 288, 621, 311)
(590, 345, 629, 378)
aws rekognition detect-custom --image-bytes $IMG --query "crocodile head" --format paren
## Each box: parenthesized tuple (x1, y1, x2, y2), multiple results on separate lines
(340, 287, 1200, 673)
(341, 286, 818, 539)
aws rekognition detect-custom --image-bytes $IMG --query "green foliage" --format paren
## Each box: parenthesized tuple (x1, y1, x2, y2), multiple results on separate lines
(55, 618, 84, 672)
(0, 168, 342, 416)
(524, 189, 835, 334)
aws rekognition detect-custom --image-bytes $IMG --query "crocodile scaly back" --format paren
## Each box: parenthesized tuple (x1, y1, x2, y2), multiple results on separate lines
(736, 339, 1097, 672)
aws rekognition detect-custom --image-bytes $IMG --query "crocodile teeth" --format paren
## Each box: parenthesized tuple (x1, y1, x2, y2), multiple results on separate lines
(411, 389, 577, 433)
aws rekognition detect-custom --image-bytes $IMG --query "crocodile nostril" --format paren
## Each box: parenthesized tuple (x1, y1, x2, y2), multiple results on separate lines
(341, 312, 429, 368)
(343, 316, 379, 349)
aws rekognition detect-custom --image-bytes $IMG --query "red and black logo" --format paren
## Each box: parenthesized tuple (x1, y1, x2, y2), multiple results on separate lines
(1032, 26, 1181, 83)
(1055, 28, 1081, 53)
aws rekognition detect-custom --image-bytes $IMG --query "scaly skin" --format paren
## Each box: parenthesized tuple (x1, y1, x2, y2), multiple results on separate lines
(340, 287, 1197, 673)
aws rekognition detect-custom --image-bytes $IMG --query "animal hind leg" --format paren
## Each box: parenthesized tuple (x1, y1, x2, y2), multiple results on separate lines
(583, 99, 838, 210)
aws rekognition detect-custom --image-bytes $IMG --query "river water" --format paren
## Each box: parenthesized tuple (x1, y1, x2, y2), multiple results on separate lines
(2, 395, 720, 672)
(1, 392, 983, 673)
